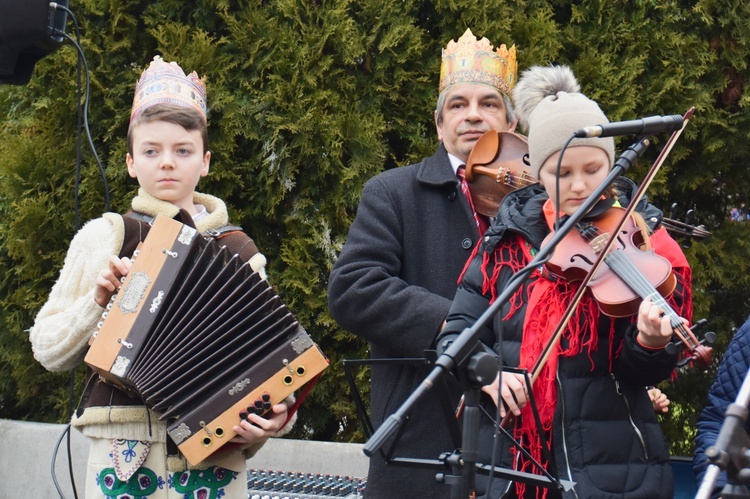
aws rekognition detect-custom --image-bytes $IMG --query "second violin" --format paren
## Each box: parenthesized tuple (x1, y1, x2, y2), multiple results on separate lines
(464, 130, 535, 217)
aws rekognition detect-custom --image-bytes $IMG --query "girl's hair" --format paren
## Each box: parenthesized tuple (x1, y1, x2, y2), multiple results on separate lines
(127, 103, 208, 154)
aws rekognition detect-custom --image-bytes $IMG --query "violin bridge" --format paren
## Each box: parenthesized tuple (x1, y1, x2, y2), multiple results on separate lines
(590, 234, 609, 254)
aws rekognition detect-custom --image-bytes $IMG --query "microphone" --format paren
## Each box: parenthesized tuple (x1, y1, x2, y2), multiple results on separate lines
(574, 114, 684, 138)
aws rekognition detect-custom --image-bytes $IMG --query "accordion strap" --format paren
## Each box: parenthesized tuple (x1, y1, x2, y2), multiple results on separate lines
(121, 212, 260, 262)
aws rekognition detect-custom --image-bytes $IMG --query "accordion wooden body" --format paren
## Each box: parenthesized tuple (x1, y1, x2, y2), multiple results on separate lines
(85, 215, 328, 465)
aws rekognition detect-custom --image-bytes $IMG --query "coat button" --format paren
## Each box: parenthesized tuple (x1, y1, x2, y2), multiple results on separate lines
(461, 238, 473, 249)
(448, 191, 457, 201)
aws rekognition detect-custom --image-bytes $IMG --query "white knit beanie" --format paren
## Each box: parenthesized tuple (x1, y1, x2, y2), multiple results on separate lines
(512, 65, 615, 177)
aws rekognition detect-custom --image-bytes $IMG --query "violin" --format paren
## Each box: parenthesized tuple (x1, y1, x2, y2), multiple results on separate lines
(542, 204, 713, 368)
(662, 203, 712, 242)
(464, 131, 535, 216)
(661, 217, 712, 242)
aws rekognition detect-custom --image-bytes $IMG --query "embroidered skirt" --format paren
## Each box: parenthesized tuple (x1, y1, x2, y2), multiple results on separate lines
(85, 438, 248, 498)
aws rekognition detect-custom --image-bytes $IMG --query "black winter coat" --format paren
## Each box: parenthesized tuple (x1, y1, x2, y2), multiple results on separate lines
(441, 180, 690, 498)
(328, 144, 482, 498)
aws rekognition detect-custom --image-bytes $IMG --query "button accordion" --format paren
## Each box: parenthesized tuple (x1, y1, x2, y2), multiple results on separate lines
(85, 215, 328, 465)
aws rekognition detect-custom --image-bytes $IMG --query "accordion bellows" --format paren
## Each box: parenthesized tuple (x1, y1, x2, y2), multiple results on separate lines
(85, 215, 328, 465)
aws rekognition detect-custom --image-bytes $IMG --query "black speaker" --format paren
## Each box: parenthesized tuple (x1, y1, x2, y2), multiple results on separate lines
(0, 0, 70, 85)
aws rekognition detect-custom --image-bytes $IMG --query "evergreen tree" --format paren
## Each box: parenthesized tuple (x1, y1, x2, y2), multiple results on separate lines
(1, 0, 749, 456)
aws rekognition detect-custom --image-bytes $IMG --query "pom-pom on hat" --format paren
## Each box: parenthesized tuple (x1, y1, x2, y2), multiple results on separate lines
(512, 65, 615, 177)
(439, 29, 517, 97)
(130, 56, 207, 123)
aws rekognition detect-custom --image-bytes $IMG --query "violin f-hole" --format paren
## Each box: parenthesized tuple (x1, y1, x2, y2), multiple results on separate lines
(570, 253, 596, 266)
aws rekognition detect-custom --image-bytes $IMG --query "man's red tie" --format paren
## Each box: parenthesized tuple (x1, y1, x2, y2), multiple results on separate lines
(457, 164, 488, 235)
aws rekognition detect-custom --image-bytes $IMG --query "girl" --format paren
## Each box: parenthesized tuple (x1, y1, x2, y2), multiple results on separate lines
(440, 65, 692, 498)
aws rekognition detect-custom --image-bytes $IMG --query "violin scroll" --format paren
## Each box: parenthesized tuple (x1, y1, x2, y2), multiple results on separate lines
(664, 318, 716, 369)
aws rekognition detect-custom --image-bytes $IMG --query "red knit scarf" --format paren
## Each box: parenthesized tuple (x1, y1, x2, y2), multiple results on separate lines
(513, 273, 605, 498)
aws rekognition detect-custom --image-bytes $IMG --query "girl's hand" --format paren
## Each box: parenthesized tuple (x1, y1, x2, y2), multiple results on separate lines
(482, 371, 529, 418)
(636, 297, 683, 349)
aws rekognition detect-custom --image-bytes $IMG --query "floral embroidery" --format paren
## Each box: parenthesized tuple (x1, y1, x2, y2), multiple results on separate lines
(170, 467, 237, 499)
(97, 467, 160, 498)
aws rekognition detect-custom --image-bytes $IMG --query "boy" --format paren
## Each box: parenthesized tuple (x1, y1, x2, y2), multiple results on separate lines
(30, 56, 292, 498)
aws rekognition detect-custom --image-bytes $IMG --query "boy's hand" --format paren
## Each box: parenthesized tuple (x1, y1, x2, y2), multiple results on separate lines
(94, 256, 132, 307)
(231, 402, 289, 445)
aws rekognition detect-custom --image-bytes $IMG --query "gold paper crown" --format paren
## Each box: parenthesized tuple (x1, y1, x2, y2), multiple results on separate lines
(439, 29, 517, 96)
(130, 56, 207, 123)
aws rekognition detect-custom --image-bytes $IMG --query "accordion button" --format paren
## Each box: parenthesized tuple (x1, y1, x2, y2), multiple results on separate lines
(239, 411, 248, 421)
(262, 393, 271, 402)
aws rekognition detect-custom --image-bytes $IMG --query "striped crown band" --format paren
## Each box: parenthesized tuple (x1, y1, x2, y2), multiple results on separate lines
(439, 29, 518, 96)
(130, 56, 207, 123)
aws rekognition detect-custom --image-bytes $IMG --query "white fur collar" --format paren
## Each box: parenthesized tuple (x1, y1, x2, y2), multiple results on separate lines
(131, 187, 229, 233)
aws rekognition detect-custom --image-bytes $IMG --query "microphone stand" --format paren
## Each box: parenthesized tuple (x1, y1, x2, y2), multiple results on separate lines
(363, 137, 651, 498)
(696, 366, 750, 499)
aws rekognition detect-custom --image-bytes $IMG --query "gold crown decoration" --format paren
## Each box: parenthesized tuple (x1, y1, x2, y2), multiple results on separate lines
(439, 29, 518, 96)
(130, 56, 207, 123)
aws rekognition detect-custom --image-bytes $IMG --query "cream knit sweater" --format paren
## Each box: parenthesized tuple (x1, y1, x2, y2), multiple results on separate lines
(28, 188, 287, 470)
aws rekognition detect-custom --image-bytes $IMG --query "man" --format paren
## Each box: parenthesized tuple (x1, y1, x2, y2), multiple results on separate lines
(328, 29, 518, 498)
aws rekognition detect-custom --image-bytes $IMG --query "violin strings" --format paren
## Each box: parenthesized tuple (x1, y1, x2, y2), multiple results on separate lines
(604, 246, 699, 348)
(580, 224, 700, 349)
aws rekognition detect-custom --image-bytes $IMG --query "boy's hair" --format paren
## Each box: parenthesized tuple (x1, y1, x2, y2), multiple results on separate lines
(127, 103, 209, 155)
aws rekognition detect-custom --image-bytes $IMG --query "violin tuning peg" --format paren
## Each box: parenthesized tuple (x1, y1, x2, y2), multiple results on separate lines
(675, 357, 690, 368)
(664, 341, 679, 356)
(703, 331, 716, 345)
(693, 318, 708, 329)
(686, 209, 697, 224)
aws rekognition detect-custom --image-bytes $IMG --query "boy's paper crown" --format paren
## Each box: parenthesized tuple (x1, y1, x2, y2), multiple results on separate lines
(130, 56, 207, 123)
(439, 29, 517, 96)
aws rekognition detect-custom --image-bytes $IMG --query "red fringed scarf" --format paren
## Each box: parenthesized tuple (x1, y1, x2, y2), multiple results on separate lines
(512, 274, 607, 499)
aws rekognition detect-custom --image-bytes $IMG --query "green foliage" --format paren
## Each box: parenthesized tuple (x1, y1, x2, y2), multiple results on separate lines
(1, 0, 749, 459)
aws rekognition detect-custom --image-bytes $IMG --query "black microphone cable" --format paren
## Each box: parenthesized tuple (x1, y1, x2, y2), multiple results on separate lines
(46, 2, 115, 497)
(49, 2, 111, 215)
(50, 422, 78, 499)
